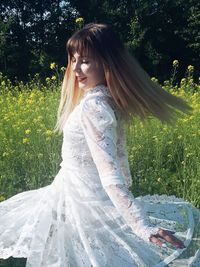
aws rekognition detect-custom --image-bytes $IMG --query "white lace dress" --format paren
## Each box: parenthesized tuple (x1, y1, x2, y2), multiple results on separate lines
(0, 85, 199, 267)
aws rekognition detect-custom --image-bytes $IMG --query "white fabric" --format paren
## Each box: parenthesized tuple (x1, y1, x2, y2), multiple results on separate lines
(0, 84, 200, 267)
(80, 94, 159, 241)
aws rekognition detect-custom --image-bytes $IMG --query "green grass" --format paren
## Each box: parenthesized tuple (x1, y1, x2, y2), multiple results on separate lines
(0, 66, 200, 266)
(0, 72, 200, 209)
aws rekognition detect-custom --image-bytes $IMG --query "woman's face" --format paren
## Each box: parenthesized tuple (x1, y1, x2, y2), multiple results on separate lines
(72, 52, 106, 92)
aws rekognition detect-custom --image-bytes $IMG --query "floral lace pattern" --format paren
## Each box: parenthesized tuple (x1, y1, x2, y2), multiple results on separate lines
(0, 84, 200, 266)
(80, 94, 159, 241)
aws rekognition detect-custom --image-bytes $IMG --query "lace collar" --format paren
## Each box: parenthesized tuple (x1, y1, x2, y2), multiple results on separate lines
(82, 84, 112, 98)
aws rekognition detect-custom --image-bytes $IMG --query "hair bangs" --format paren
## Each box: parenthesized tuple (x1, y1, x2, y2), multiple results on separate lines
(67, 32, 98, 60)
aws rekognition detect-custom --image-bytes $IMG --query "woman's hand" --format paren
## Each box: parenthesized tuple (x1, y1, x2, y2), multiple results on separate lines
(149, 229, 186, 249)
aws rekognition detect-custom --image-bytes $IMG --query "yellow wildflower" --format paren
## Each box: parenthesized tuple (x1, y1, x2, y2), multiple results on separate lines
(25, 129, 31, 135)
(75, 17, 84, 24)
(151, 77, 158, 83)
(60, 66, 66, 72)
(187, 65, 194, 72)
(45, 130, 54, 136)
(30, 92, 35, 98)
(22, 138, 30, 144)
(0, 195, 5, 202)
(27, 99, 33, 105)
(3, 152, 9, 157)
(46, 77, 50, 82)
(50, 62, 56, 70)
(180, 78, 186, 84)
(51, 75, 56, 80)
(172, 60, 179, 67)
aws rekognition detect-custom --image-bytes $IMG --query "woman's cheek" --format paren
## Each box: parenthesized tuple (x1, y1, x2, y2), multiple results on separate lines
(82, 64, 90, 74)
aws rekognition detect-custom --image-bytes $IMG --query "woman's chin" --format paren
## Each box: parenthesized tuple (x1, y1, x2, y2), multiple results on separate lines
(78, 82, 94, 92)
(78, 81, 88, 89)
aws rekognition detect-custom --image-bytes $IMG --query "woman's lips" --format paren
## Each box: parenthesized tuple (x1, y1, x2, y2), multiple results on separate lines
(77, 76, 87, 82)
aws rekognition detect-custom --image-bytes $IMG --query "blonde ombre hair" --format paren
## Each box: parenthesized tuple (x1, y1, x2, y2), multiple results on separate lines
(55, 23, 191, 133)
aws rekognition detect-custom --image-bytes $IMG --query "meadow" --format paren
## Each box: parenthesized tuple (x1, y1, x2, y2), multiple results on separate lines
(0, 62, 200, 211)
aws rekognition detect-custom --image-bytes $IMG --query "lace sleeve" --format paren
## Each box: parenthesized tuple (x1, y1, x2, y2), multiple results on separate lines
(117, 125, 133, 189)
(80, 96, 159, 241)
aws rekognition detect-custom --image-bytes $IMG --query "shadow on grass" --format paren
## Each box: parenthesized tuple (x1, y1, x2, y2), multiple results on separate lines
(0, 258, 26, 267)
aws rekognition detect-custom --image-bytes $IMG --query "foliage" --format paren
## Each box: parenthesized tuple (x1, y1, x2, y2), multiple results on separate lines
(0, 63, 200, 211)
(0, 0, 77, 81)
(0, 69, 63, 199)
(0, 0, 199, 82)
(0, 62, 199, 267)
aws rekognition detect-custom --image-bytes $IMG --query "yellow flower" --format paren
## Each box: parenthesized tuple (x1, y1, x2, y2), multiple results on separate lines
(51, 75, 56, 80)
(157, 177, 161, 182)
(187, 65, 194, 72)
(30, 92, 35, 98)
(27, 99, 33, 105)
(50, 62, 56, 70)
(60, 66, 66, 72)
(172, 60, 179, 67)
(45, 130, 54, 136)
(46, 77, 50, 82)
(151, 77, 158, 83)
(22, 138, 30, 144)
(0, 195, 5, 202)
(180, 78, 186, 84)
(3, 152, 9, 157)
(25, 129, 31, 135)
(75, 17, 84, 24)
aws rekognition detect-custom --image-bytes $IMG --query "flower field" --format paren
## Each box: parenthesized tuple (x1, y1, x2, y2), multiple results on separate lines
(0, 66, 200, 209)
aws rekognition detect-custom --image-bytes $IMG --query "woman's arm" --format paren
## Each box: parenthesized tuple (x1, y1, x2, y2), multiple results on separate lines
(80, 96, 158, 241)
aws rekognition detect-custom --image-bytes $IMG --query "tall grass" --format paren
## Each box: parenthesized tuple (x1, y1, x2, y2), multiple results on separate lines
(0, 62, 200, 208)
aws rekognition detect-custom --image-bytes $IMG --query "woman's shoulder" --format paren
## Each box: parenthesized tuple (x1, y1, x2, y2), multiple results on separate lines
(82, 84, 111, 99)
(81, 85, 111, 108)
(80, 84, 125, 125)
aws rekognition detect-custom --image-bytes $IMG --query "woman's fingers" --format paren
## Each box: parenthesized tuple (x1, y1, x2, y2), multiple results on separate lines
(149, 235, 164, 247)
(149, 229, 186, 249)
(158, 229, 185, 248)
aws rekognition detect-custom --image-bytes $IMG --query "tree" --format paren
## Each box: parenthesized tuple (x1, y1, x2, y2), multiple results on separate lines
(71, 0, 200, 82)
(0, 0, 76, 81)
(0, 0, 199, 82)
(127, 0, 200, 81)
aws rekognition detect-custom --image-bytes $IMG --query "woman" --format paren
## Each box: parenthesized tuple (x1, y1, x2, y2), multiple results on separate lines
(0, 23, 199, 266)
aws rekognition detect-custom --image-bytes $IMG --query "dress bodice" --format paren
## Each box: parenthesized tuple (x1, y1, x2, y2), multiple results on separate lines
(60, 84, 132, 188)
(59, 84, 160, 241)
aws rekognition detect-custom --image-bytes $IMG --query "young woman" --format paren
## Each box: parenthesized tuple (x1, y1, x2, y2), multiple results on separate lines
(0, 23, 199, 267)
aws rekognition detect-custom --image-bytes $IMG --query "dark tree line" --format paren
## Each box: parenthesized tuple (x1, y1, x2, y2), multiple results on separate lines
(0, 0, 199, 82)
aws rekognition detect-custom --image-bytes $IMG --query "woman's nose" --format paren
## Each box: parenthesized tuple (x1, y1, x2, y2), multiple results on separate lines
(72, 61, 80, 72)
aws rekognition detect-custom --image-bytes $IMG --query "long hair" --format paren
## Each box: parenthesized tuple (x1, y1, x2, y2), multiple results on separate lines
(55, 23, 192, 133)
